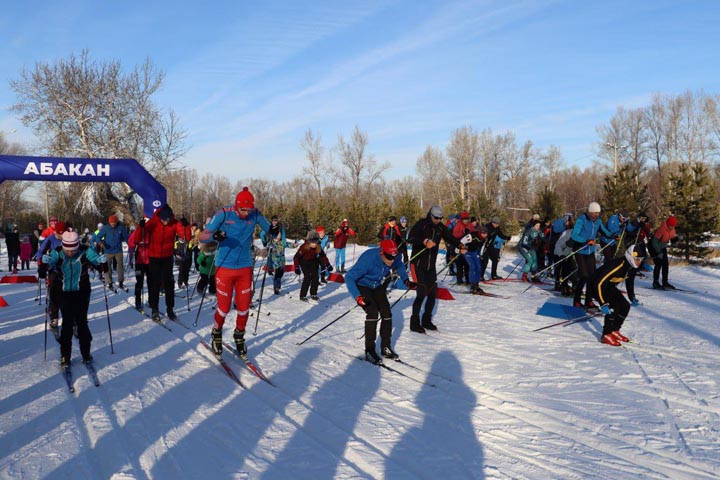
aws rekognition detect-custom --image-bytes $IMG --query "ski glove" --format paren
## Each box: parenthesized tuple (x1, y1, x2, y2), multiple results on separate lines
(294, 266, 301, 275)
(42, 254, 52, 264)
(600, 304, 611, 315)
(404, 279, 417, 290)
(356, 296, 367, 307)
(326, 264, 333, 272)
(139, 218, 146, 227)
(586, 240, 595, 246)
(629, 298, 641, 307)
(213, 230, 227, 242)
(97, 254, 107, 264)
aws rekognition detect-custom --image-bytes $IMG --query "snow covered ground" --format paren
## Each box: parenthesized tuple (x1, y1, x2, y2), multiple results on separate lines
(1, 243, 719, 479)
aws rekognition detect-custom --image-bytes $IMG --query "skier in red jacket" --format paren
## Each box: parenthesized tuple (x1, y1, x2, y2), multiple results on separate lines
(333, 219, 356, 273)
(143, 204, 190, 321)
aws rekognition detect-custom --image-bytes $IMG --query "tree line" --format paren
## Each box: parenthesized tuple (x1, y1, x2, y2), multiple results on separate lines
(1, 52, 718, 260)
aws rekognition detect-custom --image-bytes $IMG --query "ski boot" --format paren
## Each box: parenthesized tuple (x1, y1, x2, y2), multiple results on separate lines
(210, 328, 223, 357)
(521, 273, 529, 282)
(60, 356, 71, 367)
(382, 346, 399, 360)
(611, 331, 629, 343)
(233, 328, 247, 356)
(601, 334, 620, 346)
(365, 349, 382, 365)
(167, 309, 177, 321)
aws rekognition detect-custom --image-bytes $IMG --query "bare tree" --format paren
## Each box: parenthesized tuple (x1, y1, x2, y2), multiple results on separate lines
(0, 136, 31, 224)
(446, 126, 481, 210)
(335, 125, 389, 198)
(416, 145, 452, 208)
(300, 128, 326, 197)
(10, 50, 188, 220)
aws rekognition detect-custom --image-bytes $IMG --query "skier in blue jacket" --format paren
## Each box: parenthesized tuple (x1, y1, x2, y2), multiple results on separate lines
(345, 240, 415, 364)
(570, 202, 612, 310)
(199, 187, 271, 357)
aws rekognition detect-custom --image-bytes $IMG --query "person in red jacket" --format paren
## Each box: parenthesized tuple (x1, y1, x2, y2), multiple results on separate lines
(143, 204, 190, 321)
(649, 215, 678, 289)
(333, 219, 356, 273)
(452, 212, 471, 284)
(127, 219, 151, 310)
(294, 230, 332, 301)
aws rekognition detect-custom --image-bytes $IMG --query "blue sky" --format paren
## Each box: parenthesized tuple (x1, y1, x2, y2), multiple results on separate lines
(1, 0, 719, 182)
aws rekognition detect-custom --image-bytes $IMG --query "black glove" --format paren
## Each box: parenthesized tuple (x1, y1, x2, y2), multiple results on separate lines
(404, 279, 417, 290)
(213, 230, 227, 242)
(326, 264, 333, 272)
(294, 266, 301, 275)
(139, 218, 146, 227)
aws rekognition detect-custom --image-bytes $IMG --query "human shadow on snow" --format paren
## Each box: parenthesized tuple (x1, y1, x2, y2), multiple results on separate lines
(386, 351, 485, 479)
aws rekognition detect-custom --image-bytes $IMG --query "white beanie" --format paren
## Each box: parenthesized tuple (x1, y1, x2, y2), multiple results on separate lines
(588, 202, 601, 213)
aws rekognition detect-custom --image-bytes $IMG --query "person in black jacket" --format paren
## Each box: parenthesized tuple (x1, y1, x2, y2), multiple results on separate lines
(480, 216, 510, 280)
(407, 205, 465, 333)
(397, 216, 409, 266)
(588, 244, 643, 346)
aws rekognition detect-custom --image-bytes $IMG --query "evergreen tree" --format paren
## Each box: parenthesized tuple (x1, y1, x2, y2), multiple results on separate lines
(665, 162, 719, 261)
(602, 164, 649, 217)
(533, 186, 562, 222)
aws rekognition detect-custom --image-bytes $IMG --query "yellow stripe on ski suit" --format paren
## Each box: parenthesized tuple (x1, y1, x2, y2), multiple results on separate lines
(597, 262, 627, 305)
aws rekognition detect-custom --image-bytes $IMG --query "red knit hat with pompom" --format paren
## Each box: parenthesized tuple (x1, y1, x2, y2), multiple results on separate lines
(235, 187, 255, 212)
(667, 215, 677, 227)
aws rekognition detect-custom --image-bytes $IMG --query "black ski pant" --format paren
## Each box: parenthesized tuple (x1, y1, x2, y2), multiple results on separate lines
(358, 285, 393, 352)
(59, 290, 92, 360)
(591, 283, 630, 335)
(573, 254, 596, 306)
(455, 254, 469, 283)
(652, 247, 670, 285)
(134, 263, 149, 307)
(299, 260, 320, 297)
(410, 261, 437, 327)
(481, 247, 501, 278)
(48, 271, 61, 321)
(198, 273, 216, 295)
(149, 256, 175, 312)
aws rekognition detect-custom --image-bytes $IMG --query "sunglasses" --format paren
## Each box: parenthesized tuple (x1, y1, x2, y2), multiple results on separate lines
(382, 252, 397, 261)
(238, 208, 251, 213)
(432, 215, 443, 220)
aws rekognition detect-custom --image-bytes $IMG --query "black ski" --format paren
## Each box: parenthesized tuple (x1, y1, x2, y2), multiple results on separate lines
(338, 350, 435, 387)
(61, 364, 74, 393)
(533, 313, 599, 332)
(199, 340, 247, 389)
(391, 358, 456, 383)
(84, 360, 101, 387)
(222, 342, 274, 386)
(456, 290, 511, 299)
(642, 285, 696, 294)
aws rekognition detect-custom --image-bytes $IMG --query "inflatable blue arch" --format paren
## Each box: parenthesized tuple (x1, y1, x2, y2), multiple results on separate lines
(0, 155, 166, 218)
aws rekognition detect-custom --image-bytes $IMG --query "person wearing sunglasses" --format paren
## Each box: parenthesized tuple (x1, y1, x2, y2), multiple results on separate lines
(345, 239, 415, 364)
(200, 187, 272, 358)
(407, 205, 466, 333)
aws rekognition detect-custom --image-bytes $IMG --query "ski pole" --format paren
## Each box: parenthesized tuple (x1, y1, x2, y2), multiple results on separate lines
(296, 304, 361, 346)
(252, 245, 272, 335)
(503, 259, 524, 281)
(532, 242, 592, 280)
(390, 253, 461, 310)
(186, 280, 191, 312)
(192, 253, 217, 327)
(101, 277, 115, 354)
(532, 312, 599, 332)
(43, 286, 48, 360)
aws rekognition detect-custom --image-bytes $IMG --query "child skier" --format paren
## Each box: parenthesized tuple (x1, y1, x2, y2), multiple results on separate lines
(42, 231, 107, 365)
(197, 241, 217, 296)
(20, 235, 32, 270)
(294, 230, 332, 301)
